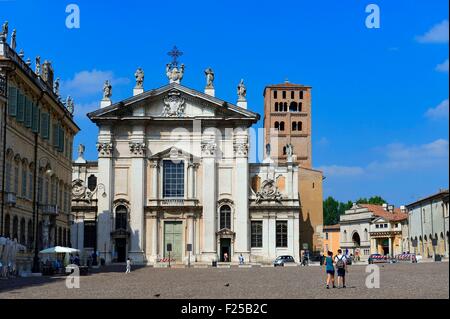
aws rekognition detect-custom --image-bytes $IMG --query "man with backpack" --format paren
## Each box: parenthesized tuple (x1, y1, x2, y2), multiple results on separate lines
(334, 249, 347, 288)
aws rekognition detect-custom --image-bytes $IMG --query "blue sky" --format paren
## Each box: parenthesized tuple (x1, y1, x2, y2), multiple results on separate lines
(1, 0, 448, 205)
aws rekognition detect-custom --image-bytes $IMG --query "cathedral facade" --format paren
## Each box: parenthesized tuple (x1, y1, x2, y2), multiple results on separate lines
(71, 57, 302, 264)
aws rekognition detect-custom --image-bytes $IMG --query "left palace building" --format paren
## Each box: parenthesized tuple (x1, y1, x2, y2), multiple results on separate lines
(0, 22, 79, 256)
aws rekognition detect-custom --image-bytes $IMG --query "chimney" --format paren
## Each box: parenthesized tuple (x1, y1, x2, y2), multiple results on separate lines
(382, 203, 388, 211)
(400, 205, 406, 213)
(388, 204, 394, 213)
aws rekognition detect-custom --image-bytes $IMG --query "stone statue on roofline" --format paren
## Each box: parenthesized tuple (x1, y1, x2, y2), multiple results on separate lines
(237, 79, 246, 101)
(103, 80, 112, 100)
(166, 63, 185, 84)
(204, 67, 214, 88)
(10, 29, 16, 50)
(135, 68, 144, 89)
(2, 21, 8, 37)
(35, 56, 41, 75)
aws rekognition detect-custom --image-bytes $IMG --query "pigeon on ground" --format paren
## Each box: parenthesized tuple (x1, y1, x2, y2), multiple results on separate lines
(224, 283, 230, 287)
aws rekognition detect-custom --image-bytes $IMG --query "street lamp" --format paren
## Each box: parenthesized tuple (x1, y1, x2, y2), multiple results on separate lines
(32, 157, 52, 273)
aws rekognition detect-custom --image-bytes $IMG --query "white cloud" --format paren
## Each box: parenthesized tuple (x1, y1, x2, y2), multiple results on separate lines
(318, 165, 364, 177)
(416, 20, 449, 43)
(425, 99, 449, 120)
(368, 139, 449, 171)
(61, 69, 129, 98)
(317, 137, 329, 146)
(435, 59, 449, 73)
(321, 139, 448, 177)
(74, 101, 99, 119)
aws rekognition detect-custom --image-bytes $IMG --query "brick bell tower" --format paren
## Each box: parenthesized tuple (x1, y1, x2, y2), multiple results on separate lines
(263, 81, 324, 254)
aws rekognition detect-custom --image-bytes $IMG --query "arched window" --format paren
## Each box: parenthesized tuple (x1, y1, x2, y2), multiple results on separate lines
(364, 229, 368, 241)
(289, 102, 298, 112)
(220, 205, 231, 230)
(298, 121, 303, 131)
(12, 216, 19, 241)
(283, 102, 287, 112)
(352, 232, 361, 246)
(298, 102, 302, 112)
(5, 214, 11, 238)
(273, 90, 277, 99)
(116, 205, 128, 230)
(274, 121, 279, 130)
(292, 122, 297, 131)
(20, 218, 26, 245)
(282, 91, 286, 99)
(27, 220, 33, 249)
(274, 102, 279, 112)
(291, 91, 295, 99)
(283, 146, 287, 155)
(88, 174, 97, 191)
(279, 122, 285, 131)
(299, 90, 304, 99)
(343, 230, 347, 242)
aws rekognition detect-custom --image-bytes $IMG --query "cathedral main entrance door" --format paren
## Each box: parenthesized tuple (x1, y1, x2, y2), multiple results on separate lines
(164, 221, 182, 261)
(116, 238, 126, 262)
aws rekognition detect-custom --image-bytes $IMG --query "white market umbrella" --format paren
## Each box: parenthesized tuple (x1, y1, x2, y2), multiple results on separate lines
(39, 246, 80, 254)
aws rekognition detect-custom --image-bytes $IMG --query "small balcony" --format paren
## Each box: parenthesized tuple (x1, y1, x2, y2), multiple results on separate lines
(4, 192, 17, 206)
(40, 204, 59, 216)
(148, 198, 200, 207)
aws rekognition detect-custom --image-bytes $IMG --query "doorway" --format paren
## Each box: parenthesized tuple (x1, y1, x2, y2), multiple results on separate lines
(115, 238, 127, 262)
(220, 238, 231, 262)
(164, 221, 183, 261)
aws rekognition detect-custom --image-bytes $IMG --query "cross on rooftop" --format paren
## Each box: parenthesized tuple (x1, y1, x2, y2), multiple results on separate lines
(168, 46, 183, 67)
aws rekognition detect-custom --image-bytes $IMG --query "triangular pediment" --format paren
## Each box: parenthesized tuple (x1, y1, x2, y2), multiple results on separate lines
(373, 217, 387, 223)
(148, 146, 199, 161)
(87, 82, 259, 123)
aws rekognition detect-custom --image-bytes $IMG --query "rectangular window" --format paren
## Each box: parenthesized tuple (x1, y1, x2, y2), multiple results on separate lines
(276, 221, 288, 248)
(251, 221, 263, 248)
(29, 173, 33, 200)
(273, 90, 277, 99)
(282, 91, 286, 99)
(40, 112, 49, 139)
(32, 104, 40, 133)
(325, 232, 329, 240)
(163, 160, 184, 198)
(291, 91, 295, 99)
(16, 91, 25, 122)
(25, 97, 32, 128)
(299, 90, 304, 99)
(21, 168, 27, 198)
(8, 86, 18, 116)
(5, 162, 11, 192)
(52, 123, 59, 148)
(14, 166, 19, 194)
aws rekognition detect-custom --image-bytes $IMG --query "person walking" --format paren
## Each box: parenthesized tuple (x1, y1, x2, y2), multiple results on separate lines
(125, 258, 131, 274)
(335, 249, 347, 288)
(325, 251, 336, 289)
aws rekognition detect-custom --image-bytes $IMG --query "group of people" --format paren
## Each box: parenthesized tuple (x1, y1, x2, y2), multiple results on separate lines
(324, 249, 348, 289)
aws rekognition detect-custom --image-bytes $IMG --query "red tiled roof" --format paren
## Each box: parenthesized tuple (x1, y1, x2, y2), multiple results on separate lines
(323, 224, 340, 231)
(360, 204, 408, 222)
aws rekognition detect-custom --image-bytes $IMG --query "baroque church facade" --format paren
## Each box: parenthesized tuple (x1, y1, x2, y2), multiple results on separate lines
(71, 55, 311, 265)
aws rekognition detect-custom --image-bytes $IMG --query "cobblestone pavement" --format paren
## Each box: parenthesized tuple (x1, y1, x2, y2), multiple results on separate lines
(0, 262, 448, 299)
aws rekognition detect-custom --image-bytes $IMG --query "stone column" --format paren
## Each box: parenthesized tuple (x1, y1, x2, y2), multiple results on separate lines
(293, 214, 300, 262)
(96, 126, 114, 263)
(150, 215, 158, 262)
(268, 215, 276, 260)
(151, 161, 159, 199)
(129, 128, 146, 264)
(234, 130, 250, 261)
(187, 215, 195, 264)
(388, 237, 392, 256)
(201, 134, 217, 261)
(76, 218, 84, 251)
(188, 162, 194, 199)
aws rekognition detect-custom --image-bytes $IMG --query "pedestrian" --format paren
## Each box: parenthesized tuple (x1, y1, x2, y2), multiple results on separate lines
(325, 251, 336, 289)
(224, 252, 229, 262)
(334, 249, 347, 288)
(125, 258, 131, 273)
(239, 254, 244, 265)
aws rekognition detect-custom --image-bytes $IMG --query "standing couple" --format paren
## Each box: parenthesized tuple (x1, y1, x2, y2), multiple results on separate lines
(324, 249, 348, 289)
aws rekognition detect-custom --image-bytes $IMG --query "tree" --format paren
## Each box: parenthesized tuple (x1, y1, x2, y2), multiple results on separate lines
(356, 196, 386, 205)
(323, 196, 386, 225)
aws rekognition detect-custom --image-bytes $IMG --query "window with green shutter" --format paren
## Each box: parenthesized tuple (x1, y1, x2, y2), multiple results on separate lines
(17, 91, 25, 122)
(32, 104, 40, 133)
(8, 86, 18, 116)
(58, 127, 65, 153)
(41, 112, 49, 139)
(53, 122, 58, 148)
(25, 97, 32, 128)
